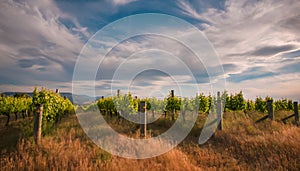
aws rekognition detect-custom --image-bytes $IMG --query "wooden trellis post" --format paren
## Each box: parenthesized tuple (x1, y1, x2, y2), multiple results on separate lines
(281, 101, 299, 126)
(171, 90, 175, 121)
(117, 89, 120, 97)
(34, 104, 43, 144)
(140, 101, 147, 138)
(217, 92, 223, 131)
(294, 102, 299, 126)
(267, 100, 274, 120)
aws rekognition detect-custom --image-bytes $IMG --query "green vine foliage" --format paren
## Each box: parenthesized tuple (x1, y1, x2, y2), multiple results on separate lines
(113, 92, 137, 116)
(32, 87, 74, 125)
(0, 95, 32, 125)
(95, 91, 296, 119)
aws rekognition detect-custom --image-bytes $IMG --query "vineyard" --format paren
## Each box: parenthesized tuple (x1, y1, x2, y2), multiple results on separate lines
(0, 88, 300, 170)
(94, 90, 297, 122)
(1, 88, 296, 127)
(0, 87, 74, 127)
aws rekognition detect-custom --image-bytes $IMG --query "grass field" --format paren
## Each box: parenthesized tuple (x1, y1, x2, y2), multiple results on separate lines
(0, 110, 299, 170)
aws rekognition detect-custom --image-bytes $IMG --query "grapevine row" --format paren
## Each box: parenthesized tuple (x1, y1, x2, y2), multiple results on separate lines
(0, 87, 74, 126)
(95, 91, 296, 119)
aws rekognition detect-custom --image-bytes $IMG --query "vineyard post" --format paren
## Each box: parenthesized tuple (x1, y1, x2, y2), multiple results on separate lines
(171, 90, 174, 97)
(117, 89, 121, 121)
(101, 96, 105, 115)
(294, 102, 299, 126)
(34, 104, 43, 144)
(217, 92, 223, 131)
(55, 89, 59, 93)
(171, 90, 175, 121)
(139, 101, 147, 138)
(267, 100, 274, 120)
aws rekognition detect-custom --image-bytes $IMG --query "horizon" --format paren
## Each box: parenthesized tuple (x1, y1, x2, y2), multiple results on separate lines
(1, 88, 298, 102)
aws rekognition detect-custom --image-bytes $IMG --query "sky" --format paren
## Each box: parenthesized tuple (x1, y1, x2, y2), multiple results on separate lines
(0, 0, 300, 101)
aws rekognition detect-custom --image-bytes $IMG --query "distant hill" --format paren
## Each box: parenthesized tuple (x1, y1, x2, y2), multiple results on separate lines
(1, 92, 96, 105)
(71, 94, 97, 105)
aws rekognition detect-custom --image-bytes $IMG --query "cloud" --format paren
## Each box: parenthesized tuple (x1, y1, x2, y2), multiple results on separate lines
(222, 64, 239, 73)
(250, 45, 296, 56)
(109, 0, 138, 6)
(0, 0, 85, 86)
(177, 0, 300, 77)
(229, 44, 297, 57)
(228, 67, 277, 83)
(178, 0, 300, 56)
(18, 58, 50, 68)
(93, 33, 215, 86)
(177, 1, 203, 20)
(226, 72, 300, 101)
(282, 49, 300, 59)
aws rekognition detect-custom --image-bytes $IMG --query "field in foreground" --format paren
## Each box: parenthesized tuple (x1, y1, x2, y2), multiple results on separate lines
(0, 111, 299, 171)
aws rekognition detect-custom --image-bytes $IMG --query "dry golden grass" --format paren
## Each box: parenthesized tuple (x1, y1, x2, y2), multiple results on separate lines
(0, 111, 299, 171)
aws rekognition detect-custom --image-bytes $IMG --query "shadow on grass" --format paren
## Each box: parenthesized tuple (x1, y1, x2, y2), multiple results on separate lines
(0, 115, 21, 151)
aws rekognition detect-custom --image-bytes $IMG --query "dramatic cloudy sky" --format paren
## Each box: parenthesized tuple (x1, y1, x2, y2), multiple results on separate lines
(0, 0, 300, 100)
